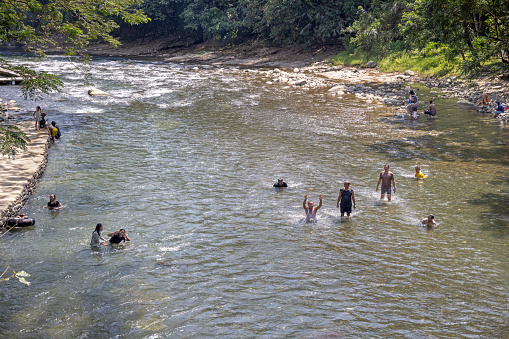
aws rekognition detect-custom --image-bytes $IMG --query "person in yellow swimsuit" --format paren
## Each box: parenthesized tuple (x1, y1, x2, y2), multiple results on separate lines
(47, 123, 58, 142)
(414, 165, 426, 179)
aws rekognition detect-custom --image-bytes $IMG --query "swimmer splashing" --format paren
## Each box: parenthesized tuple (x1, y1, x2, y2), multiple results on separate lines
(303, 194, 322, 222)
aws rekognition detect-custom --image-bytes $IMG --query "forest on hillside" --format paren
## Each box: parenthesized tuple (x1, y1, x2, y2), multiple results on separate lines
(130, 0, 509, 71)
(1, 0, 509, 74)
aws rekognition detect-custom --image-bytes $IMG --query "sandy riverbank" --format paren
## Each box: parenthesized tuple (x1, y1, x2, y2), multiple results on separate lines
(0, 121, 50, 228)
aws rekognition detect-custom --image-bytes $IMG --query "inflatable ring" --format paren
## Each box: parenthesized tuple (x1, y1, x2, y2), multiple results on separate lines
(6, 217, 35, 228)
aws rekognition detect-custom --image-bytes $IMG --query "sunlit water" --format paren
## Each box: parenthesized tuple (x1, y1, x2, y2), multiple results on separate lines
(1, 55, 508, 338)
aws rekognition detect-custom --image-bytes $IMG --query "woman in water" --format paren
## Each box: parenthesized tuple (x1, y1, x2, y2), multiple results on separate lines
(90, 223, 108, 247)
(47, 194, 63, 209)
(303, 194, 323, 221)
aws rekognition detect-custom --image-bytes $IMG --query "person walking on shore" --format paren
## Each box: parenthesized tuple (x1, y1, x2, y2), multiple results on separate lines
(33, 106, 42, 131)
(376, 164, 396, 201)
(337, 181, 356, 217)
(303, 194, 323, 222)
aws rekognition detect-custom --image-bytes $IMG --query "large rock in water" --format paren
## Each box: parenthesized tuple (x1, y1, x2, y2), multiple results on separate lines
(366, 61, 377, 68)
(88, 88, 110, 96)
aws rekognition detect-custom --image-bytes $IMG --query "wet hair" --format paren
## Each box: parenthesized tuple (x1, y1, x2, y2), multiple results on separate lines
(119, 228, 125, 232)
(51, 121, 56, 127)
(429, 214, 434, 219)
(95, 223, 103, 236)
(429, 100, 433, 104)
(384, 163, 390, 168)
(409, 90, 415, 95)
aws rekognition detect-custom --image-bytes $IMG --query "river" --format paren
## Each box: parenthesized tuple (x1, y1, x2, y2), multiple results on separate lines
(0, 54, 508, 338)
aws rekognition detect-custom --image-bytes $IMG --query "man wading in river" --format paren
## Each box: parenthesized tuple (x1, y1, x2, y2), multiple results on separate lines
(376, 164, 396, 201)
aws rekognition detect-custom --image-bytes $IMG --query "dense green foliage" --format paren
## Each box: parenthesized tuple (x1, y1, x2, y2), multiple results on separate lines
(130, 0, 509, 73)
(0, 125, 30, 158)
(344, 0, 509, 72)
(136, 0, 371, 44)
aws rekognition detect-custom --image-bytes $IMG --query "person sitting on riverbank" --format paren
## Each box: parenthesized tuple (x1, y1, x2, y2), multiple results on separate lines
(421, 214, 436, 227)
(51, 121, 61, 139)
(424, 100, 437, 118)
(479, 94, 490, 110)
(40, 112, 47, 128)
(47, 194, 63, 209)
(273, 178, 288, 188)
(303, 194, 322, 222)
(414, 165, 427, 179)
(108, 229, 131, 244)
(336, 181, 356, 217)
(47, 123, 58, 142)
(493, 101, 505, 118)
(90, 223, 109, 247)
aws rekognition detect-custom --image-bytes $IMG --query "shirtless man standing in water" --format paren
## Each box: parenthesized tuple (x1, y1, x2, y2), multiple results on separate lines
(376, 164, 396, 201)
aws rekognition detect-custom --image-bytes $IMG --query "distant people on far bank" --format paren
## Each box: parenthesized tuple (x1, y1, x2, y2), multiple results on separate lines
(424, 100, 437, 119)
(421, 214, 436, 227)
(414, 165, 426, 179)
(303, 194, 322, 222)
(108, 229, 131, 244)
(336, 181, 356, 217)
(47, 194, 63, 209)
(273, 178, 288, 188)
(376, 163, 396, 201)
(90, 223, 109, 247)
(51, 121, 61, 139)
(407, 89, 419, 117)
(33, 106, 42, 131)
(478, 94, 490, 110)
(493, 101, 505, 118)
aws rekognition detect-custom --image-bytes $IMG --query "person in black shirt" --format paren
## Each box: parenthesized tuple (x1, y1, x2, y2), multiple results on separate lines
(108, 229, 131, 244)
(273, 178, 288, 188)
(47, 194, 63, 209)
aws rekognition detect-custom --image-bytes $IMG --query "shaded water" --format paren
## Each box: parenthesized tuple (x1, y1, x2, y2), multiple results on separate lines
(1, 55, 508, 338)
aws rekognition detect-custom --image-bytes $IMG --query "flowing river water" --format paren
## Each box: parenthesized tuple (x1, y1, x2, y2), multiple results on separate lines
(0, 55, 508, 338)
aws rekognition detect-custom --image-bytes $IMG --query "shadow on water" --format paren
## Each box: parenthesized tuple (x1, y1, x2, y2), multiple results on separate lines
(468, 176, 509, 236)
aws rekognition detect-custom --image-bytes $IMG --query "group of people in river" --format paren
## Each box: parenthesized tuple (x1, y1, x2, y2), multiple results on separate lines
(407, 89, 437, 120)
(90, 223, 131, 247)
(33, 106, 61, 142)
(477, 94, 507, 118)
(13, 193, 130, 248)
(275, 163, 436, 227)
